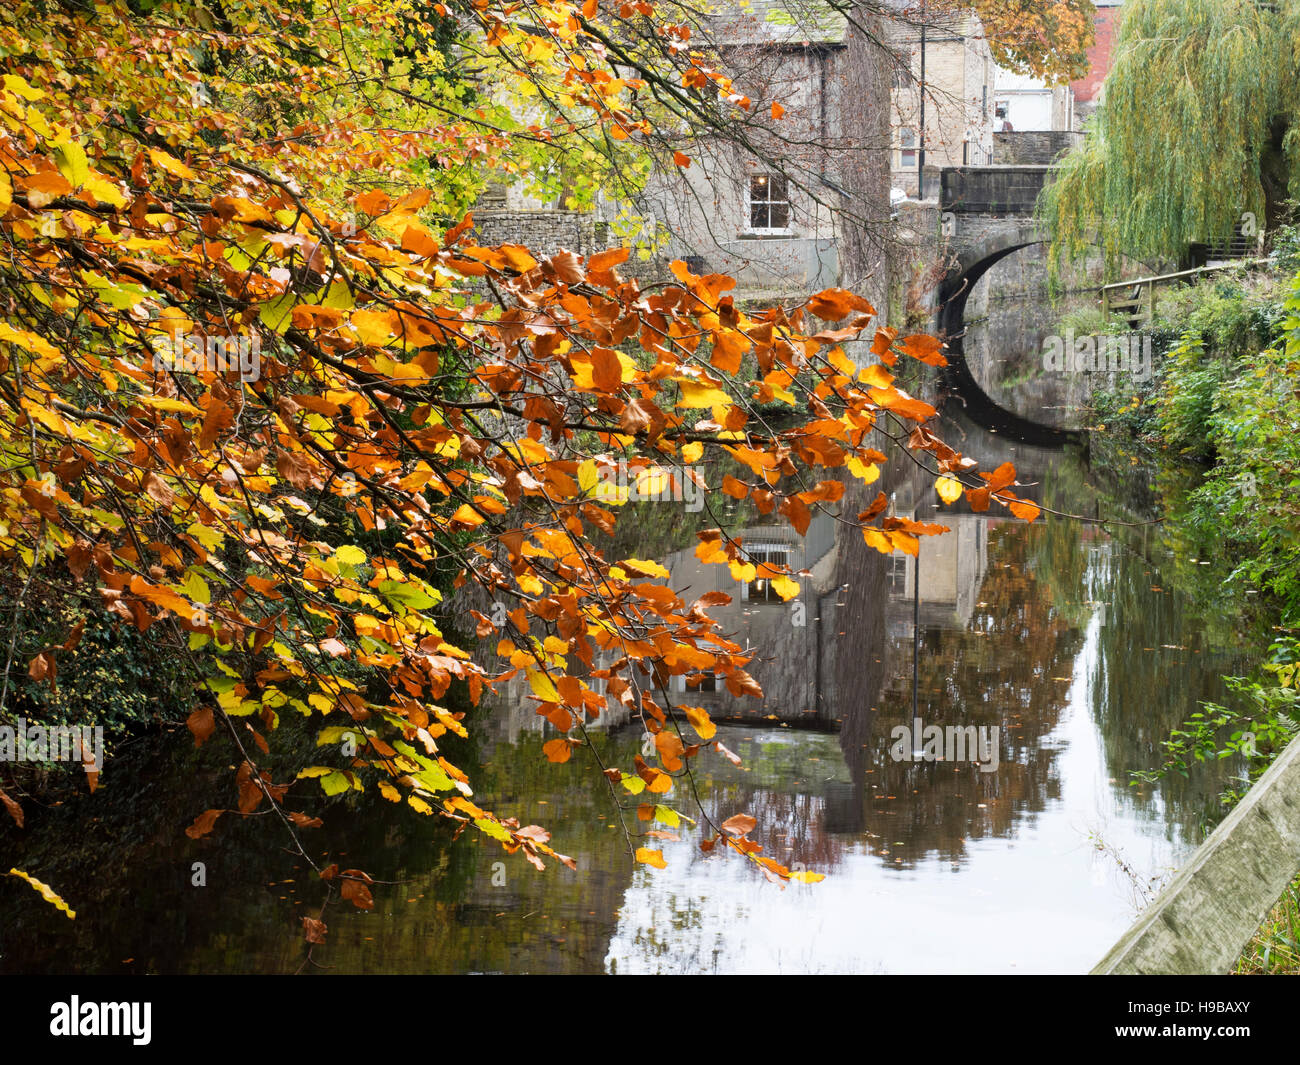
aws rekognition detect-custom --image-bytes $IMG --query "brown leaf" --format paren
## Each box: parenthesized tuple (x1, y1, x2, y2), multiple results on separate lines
(0, 786, 23, 828)
(141, 471, 174, 506)
(590, 347, 622, 393)
(66, 540, 93, 580)
(302, 916, 328, 944)
(340, 877, 374, 910)
(27, 651, 52, 682)
(199, 401, 234, 450)
(186, 705, 215, 748)
(275, 448, 314, 489)
(185, 808, 224, 839)
(547, 249, 584, 284)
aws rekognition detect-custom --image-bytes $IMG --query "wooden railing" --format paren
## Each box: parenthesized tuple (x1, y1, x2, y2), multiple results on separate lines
(1099, 259, 1270, 327)
(1093, 736, 1300, 974)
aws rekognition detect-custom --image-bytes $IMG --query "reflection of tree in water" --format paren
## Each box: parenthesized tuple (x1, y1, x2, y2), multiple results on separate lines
(1084, 538, 1250, 842)
(832, 518, 1084, 868)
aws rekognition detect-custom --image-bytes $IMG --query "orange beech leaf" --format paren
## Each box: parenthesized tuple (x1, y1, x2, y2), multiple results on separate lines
(807, 288, 875, 321)
(900, 334, 948, 366)
(186, 705, 215, 748)
(543, 738, 576, 763)
(185, 809, 224, 840)
(1007, 497, 1042, 522)
(721, 813, 757, 837)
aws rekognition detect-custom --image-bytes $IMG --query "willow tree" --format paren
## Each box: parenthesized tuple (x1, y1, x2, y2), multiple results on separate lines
(1039, 0, 1300, 277)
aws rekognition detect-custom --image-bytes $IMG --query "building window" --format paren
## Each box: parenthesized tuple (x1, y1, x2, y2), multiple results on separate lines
(888, 552, 909, 597)
(899, 128, 918, 169)
(748, 173, 790, 232)
(743, 543, 791, 603)
(686, 671, 718, 693)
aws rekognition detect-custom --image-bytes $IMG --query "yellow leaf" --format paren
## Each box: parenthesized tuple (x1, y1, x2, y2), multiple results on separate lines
(334, 544, 367, 566)
(683, 705, 716, 740)
(83, 175, 125, 207)
(847, 456, 880, 484)
(935, 476, 964, 505)
(137, 395, 203, 416)
(771, 575, 800, 601)
(729, 560, 756, 582)
(681, 441, 703, 463)
(2, 74, 44, 101)
(618, 557, 670, 579)
(677, 381, 729, 409)
(527, 668, 559, 702)
(148, 149, 196, 180)
(8, 868, 75, 919)
(53, 140, 89, 189)
(789, 870, 826, 883)
(0, 322, 61, 360)
(635, 847, 667, 869)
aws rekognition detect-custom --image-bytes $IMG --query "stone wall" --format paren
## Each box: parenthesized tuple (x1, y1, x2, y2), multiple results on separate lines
(940, 165, 1051, 214)
(470, 209, 603, 257)
(992, 130, 1082, 165)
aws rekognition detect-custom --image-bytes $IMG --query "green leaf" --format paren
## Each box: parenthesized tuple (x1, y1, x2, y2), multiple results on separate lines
(319, 771, 351, 796)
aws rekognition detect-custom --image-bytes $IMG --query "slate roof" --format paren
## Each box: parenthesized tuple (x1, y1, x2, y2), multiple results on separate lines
(710, 0, 850, 47)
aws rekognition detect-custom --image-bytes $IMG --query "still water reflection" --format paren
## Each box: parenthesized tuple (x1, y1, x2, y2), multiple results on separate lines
(0, 419, 1246, 974)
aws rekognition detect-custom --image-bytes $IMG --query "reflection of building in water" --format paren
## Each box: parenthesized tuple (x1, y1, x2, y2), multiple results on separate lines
(885, 513, 989, 637)
(471, 420, 1095, 871)
(659, 509, 838, 724)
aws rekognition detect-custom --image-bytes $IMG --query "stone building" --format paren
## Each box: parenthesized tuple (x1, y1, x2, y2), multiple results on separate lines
(470, 0, 895, 316)
(636, 0, 895, 311)
(887, 6, 995, 197)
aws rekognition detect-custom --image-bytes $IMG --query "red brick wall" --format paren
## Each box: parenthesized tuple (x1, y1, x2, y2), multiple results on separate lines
(1071, 5, 1120, 104)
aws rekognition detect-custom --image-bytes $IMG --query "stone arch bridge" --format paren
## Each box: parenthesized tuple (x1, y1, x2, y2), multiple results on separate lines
(934, 165, 1084, 446)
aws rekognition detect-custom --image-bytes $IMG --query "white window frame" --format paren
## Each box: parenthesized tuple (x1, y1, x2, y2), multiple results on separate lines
(899, 127, 918, 169)
(746, 173, 792, 235)
(740, 541, 792, 602)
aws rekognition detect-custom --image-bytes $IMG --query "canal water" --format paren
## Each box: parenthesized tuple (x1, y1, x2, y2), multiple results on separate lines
(0, 416, 1248, 974)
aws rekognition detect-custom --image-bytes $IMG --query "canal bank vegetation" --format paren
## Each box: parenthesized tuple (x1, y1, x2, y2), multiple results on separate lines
(1039, 0, 1300, 976)
(1069, 238, 1300, 972)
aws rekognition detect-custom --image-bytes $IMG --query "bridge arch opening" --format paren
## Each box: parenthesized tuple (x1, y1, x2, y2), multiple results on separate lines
(936, 239, 1081, 447)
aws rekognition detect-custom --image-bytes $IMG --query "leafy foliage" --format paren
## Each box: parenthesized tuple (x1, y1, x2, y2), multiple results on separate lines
(968, 0, 1096, 84)
(0, 0, 1040, 929)
(1132, 637, 1300, 807)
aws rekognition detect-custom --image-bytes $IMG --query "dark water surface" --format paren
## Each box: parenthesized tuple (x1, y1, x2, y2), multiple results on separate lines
(0, 418, 1249, 974)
